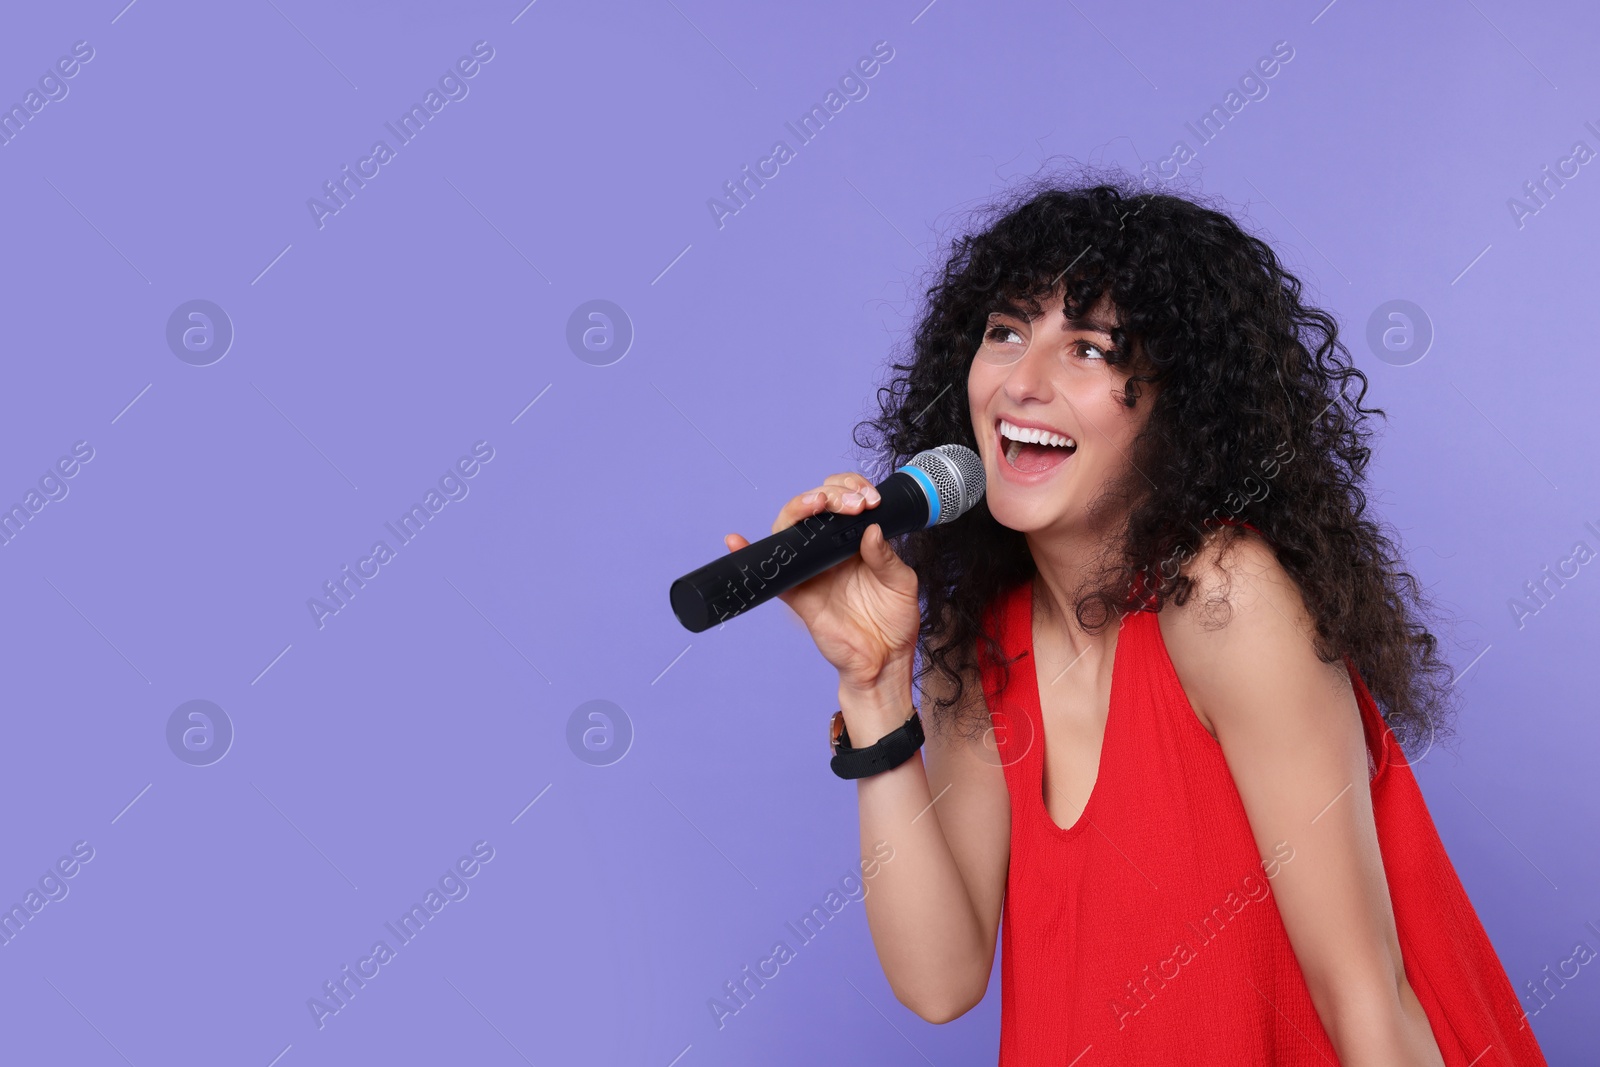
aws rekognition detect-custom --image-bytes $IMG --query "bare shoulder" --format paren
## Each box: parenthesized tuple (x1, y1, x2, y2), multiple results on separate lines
(1154, 527, 1374, 919)
(1162, 525, 1303, 634)
(1157, 526, 1349, 733)
(1155, 533, 1416, 1043)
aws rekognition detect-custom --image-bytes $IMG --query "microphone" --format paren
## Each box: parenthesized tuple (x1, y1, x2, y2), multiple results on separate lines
(669, 444, 986, 633)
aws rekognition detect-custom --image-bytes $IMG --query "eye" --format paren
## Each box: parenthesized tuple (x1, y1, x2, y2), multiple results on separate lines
(983, 323, 1025, 345)
(1075, 340, 1111, 361)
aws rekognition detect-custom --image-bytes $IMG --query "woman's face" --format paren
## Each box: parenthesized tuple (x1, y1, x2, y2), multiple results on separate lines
(966, 289, 1153, 537)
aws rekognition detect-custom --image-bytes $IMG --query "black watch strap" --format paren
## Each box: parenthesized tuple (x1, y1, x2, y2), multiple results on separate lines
(829, 709, 925, 780)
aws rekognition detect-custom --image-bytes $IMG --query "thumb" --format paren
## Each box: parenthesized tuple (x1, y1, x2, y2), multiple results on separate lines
(859, 524, 908, 584)
(724, 533, 750, 552)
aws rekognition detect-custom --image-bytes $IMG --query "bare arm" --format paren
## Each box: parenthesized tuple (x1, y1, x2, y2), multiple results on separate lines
(726, 471, 1009, 1023)
(847, 653, 1010, 1022)
(1159, 531, 1445, 1067)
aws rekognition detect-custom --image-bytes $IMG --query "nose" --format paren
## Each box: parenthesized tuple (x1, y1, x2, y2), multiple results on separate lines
(1002, 331, 1058, 406)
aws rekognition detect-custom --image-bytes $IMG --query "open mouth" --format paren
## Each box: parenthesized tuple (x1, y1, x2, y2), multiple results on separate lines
(998, 418, 1076, 475)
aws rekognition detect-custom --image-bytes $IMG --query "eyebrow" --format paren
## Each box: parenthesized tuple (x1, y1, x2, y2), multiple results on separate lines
(1065, 315, 1118, 336)
(987, 302, 1119, 336)
(985, 300, 1032, 321)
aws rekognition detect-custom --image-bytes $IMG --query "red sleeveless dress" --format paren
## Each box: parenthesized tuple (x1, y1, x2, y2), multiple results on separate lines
(978, 577, 1548, 1066)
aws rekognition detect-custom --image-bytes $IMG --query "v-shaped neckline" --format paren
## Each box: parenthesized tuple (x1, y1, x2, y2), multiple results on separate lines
(1024, 576, 1132, 838)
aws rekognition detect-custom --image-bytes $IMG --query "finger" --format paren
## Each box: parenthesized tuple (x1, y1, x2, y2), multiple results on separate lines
(772, 488, 830, 533)
(817, 481, 879, 513)
(802, 475, 878, 512)
(822, 472, 875, 491)
(724, 533, 750, 552)
(859, 525, 916, 596)
(772, 484, 852, 533)
(822, 472, 882, 506)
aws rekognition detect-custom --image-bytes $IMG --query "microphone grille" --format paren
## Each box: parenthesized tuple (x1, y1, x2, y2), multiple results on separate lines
(905, 444, 986, 524)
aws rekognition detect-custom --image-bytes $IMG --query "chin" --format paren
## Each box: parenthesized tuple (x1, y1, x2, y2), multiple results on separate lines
(986, 489, 1071, 534)
(981, 454, 1078, 532)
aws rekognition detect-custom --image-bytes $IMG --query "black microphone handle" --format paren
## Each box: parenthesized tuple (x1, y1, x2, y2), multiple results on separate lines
(669, 469, 930, 633)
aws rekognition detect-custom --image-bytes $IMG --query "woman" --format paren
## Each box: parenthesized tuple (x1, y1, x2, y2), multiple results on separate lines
(724, 172, 1548, 1065)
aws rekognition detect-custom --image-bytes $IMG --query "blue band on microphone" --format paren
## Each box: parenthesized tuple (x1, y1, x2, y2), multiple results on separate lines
(896, 464, 940, 527)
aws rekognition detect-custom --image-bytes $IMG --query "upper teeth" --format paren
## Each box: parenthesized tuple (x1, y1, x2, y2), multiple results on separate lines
(1000, 419, 1074, 449)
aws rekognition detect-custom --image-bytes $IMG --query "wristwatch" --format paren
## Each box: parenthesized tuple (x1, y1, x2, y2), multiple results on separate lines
(829, 707, 925, 780)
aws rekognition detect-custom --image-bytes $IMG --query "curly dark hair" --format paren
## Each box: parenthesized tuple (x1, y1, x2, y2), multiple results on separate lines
(853, 163, 1456, 755)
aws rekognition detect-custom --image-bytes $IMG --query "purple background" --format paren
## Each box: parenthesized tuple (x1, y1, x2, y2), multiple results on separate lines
(1, 0, 1595, 1063)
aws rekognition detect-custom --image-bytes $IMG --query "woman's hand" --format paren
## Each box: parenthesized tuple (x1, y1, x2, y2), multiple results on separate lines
(724, 472, 921, 698)
(728, 475, 1011, 1025)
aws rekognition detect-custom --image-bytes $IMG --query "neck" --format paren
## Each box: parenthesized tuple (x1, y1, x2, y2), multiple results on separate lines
(1026, 524, 1126, 658)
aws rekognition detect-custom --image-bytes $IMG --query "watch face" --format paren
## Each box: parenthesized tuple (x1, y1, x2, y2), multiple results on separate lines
(830, 710, 847, 754)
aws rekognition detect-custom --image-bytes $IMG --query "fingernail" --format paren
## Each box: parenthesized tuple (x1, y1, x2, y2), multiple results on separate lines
(804, 491, 821, 504)
(843, 492, 863, 506)
(865, 487, 881, 505)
